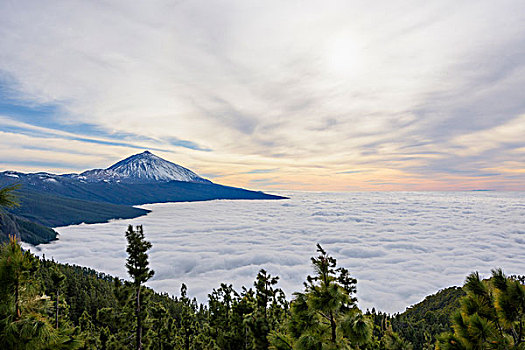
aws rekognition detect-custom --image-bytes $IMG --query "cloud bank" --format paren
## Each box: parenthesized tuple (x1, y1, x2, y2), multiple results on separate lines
(25, 191, 525, 313)
(0, 1, 524, 190)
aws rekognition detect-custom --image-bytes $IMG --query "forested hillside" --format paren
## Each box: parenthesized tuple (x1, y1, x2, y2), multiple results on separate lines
(0, 186, 151, 244)
(0, 184, 58, 244)
(390, 287, 465, 349)
(0, 210, 57, 245)
(1, 234, 523, 350)
(10, 189, 151, 227)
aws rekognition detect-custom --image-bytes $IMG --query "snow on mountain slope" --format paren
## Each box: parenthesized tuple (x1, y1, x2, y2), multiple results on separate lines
(0, 151, 210, 185)
(79, 151, 210, 184)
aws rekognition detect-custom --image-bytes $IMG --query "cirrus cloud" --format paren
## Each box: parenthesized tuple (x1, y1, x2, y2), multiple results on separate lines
(0, 0, 524, 190)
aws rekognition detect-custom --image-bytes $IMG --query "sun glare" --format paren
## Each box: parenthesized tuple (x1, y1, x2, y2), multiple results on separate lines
(325, 33, 365, 78)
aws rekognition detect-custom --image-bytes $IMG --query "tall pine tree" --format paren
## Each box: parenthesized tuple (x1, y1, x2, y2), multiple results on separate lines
(125, 225, 155, 350)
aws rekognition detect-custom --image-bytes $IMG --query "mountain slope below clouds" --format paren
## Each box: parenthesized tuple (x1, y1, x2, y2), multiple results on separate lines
(10, 190, 151, 227)
(0, 210, 57, 245)
(2, 180, 283, 206)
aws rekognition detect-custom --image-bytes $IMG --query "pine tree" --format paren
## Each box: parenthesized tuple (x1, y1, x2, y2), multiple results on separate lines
(0, 236, 40, 320)
(78, 310, 100, 349)
(207, 283, 245, 349)
(0, 238, 82, 349)
(269, 244, 372, 350)
(51, 266, 66, 329)
(125, 225, 154, 350)
(245, 269, 287, 350)
(437, 269, 525, 349)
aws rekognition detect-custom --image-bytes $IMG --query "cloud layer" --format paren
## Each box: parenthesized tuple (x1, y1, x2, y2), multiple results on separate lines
(25, 191, 525, 313)
(1, 1, 524, 190)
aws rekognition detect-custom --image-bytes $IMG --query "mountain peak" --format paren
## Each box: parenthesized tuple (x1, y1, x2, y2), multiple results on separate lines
(79, 151, 210, 184)
(108, 151, 161, 170)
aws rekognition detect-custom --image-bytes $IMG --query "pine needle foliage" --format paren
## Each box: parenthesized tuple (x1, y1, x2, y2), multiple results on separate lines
(269, 244, 373, 350)
(0, 184, 21, 209)
(0, 238, 82, 349)
(437, 269, 525, 349)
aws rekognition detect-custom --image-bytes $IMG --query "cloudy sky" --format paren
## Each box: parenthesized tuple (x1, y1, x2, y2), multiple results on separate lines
(1, 0, 524, 191)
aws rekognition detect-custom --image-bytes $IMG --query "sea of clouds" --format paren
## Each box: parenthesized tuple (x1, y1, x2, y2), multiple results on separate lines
(25, 191, 524, 313)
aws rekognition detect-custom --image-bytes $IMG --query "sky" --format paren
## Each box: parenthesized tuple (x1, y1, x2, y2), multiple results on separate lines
(1, 0, 524, 191)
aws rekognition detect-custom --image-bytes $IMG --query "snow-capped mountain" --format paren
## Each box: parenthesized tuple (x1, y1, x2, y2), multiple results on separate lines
(76, 151, 210, 184)
(0, 150, 285, 205)
(0, 151, 210, 185)
(0, 151, 285, 245)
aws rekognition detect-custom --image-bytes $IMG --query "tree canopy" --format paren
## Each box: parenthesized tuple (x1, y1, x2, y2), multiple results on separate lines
(1, 226, 520, 350)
